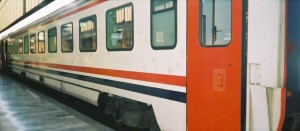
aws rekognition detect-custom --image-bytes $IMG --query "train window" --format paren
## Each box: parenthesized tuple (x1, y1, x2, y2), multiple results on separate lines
(10, 43, 14, 54)
(10, 42, 15, 54)
(151, 0, 176, 49)
(19, 38, 23, 54)
(200, 0, 232, 46)
(48, 27, 57, 53)
(14, 41, 18, 54)
(9, 43, 13, 54)
(10, 44, 12, 54)
(24, 36, 29, 54)
(13, 43, 15, 54)
(106, 3, 133, 51)
(61, 23, 73, 52)
(8, 43, 10, 54)
(79, 15, 97, 52)
(38, 31, 45, 53)
(10, 43, 13, 54)
(30, 35, 36, 53)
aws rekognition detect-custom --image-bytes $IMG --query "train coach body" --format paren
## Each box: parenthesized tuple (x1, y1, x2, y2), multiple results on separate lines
(0, 0, 292, 130)
(3, 0, 186, 130)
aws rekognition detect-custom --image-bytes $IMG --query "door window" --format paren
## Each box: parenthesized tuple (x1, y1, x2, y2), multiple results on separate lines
(200, 0, 232, 46)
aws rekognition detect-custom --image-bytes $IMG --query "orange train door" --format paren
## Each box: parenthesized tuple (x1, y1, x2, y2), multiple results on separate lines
(187, 0, 245, 130)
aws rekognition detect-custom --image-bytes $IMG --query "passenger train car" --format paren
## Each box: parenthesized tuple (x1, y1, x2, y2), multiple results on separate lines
(1, 0, 299, 130)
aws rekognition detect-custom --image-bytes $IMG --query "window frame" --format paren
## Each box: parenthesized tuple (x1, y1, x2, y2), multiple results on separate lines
(30, 34, 36, 53)
(106, 3, 134, 51)
(79, 15, 97, 52)
(150, 0, 177, 50)
(48, 27, 57, 53)
(199, 0, 233, 47)
(61, 22, 74, 53)
(24, 36, 29, 54)
(38, 31, 45, 53)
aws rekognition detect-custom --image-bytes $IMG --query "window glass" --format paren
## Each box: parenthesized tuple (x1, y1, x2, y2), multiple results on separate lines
(79, 15, 97, 52)
(48, 27, 57, 53)
(9, 42, 14, 54)
(24, 36, 29, 54)
(30, 35, 36, 53)
(200, 0, 232, 46)
(14, 41, 18, 54)
(19, 38, 23, 54)
(106, 4, 133, 51)
(8, 43, 10, 54)
(151, 0, 176, 49)
(9, 43, 13, 54)
(61, 23, 73, 52)
(38, 31, 45, 53)
(12, 43, 15, 54)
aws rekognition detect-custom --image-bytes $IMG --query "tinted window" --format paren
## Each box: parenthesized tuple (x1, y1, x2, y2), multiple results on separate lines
(151, 0, 176, 49)
(48, 27, 57, 53)
(61, 23, 73, 52)
(200, 0, 232, 46)
(106, 4, 133, 51)
(30, 35, 36, 53)
(24, 36, 29, 54)
(79, 15, 97, 52)
(38, 31, 45, 53)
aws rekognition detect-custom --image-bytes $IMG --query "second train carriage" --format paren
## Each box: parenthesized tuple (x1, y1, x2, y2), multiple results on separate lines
(0, 0, 298, 130)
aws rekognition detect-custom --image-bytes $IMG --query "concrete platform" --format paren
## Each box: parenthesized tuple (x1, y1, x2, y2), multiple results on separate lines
(0, 73, 114, 131)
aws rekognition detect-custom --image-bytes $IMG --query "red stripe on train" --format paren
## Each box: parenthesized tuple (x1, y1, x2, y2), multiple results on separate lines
(16, 60, 186, 87)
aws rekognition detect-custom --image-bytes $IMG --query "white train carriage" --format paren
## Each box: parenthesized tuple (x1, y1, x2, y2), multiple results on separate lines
(0, 0, 294, 130)
(4, 0, 186, 130)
